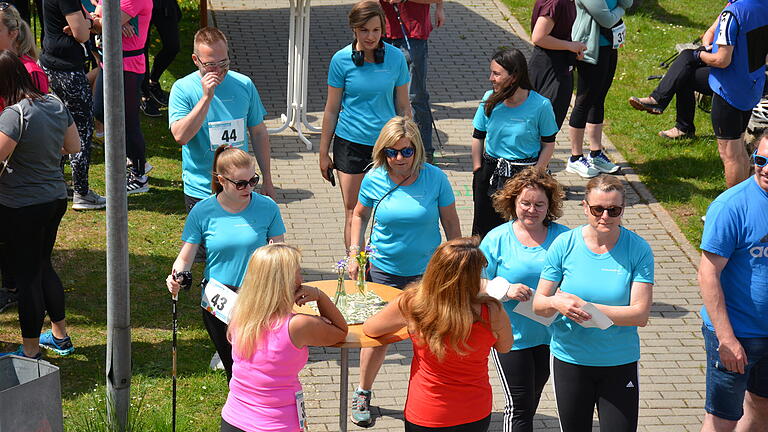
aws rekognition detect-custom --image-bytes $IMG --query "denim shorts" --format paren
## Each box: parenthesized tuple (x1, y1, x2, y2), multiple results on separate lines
(702, 325, 768, 421)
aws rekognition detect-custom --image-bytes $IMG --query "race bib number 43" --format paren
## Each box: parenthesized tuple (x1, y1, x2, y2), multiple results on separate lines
(201, 278, 238, 324)
(208, 118, 245, 151)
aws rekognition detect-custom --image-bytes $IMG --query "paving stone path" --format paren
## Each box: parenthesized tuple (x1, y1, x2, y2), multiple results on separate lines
(208, 1, 706, 430)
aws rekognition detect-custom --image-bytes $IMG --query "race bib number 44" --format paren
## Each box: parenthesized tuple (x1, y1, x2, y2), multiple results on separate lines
(201, 278, 238, 324)
(208, 118, 245, 151)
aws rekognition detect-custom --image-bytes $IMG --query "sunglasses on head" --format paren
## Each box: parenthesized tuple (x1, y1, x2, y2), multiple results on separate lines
(220, 173, 259, 190)
(384, 147, 415, 158)
(753, 151, 768, 168)
(585, 201, 623, 217)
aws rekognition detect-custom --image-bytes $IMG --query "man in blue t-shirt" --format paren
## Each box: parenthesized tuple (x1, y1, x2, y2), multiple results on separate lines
(168, 27, 274, 210)
(698, 132, 768, 431)
(698, 0, 768, 187)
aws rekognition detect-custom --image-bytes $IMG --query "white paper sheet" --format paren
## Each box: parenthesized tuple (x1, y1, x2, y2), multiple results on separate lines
(577, 302, 614, 330)
(512, 298, 558, 326)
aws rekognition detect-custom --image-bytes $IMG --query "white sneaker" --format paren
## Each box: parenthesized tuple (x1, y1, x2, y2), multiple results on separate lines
(587, 152, 620, 174)
(566, 156, 599, 178)
(72, 189, 107, 210)
(126, 172, 149, 195)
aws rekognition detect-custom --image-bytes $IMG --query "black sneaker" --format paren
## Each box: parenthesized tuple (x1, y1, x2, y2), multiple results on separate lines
(147, 82, 169, 106)
(140, 97, 162, 118)
(127, 171, 149, 195)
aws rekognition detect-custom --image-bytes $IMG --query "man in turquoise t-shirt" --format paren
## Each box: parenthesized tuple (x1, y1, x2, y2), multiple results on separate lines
(169, 27, 273, 209)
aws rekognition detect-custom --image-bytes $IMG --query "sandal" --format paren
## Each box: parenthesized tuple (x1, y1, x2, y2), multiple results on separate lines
(629, 96, 663, 115)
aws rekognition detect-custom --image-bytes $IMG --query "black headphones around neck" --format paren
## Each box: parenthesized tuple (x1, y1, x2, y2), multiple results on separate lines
(351, 39, 385, 67)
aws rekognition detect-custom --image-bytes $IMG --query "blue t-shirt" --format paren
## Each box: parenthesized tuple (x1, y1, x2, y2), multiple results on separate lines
(169, 71, 267, 199)
(700, 177, 768, 337)
(540, 226, 655, 366)
(598, 0, 619, 46)
(472, 90, 558, 161)
(328, 43, 410, 146)
(480, 221, 570, 350)
(181, 193, 286, 287)
(358, 164, 455, 276)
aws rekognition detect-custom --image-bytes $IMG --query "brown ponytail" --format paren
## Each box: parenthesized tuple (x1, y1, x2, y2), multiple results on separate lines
(211, 145, 256, 194)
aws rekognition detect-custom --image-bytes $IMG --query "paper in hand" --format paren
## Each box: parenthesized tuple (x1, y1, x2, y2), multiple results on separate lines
(512, 298, 558, 326)
(576, 302, 614, 330)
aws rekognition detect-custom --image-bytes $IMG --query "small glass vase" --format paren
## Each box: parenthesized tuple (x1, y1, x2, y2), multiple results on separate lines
(356, 267, 366, 295)
(333, 277, 346, 304)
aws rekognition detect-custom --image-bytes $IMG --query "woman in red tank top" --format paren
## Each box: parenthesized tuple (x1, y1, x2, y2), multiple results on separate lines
(364, 237, 513, 431)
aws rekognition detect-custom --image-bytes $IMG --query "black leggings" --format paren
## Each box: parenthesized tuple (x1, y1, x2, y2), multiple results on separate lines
(405, 414, 491, 432)
(142, 0, 181, 90)
(492, 345, 550, 432)
(94, 70, 147, 176)
(569, 46, 618, 128)
(552, 357, 639, 432)
(201, 307, 233, 381)
(220, 418, 244, 432)
(650, 49, 711, 134)
(529, 46, 574, 129)
(0, 200, 67, 338)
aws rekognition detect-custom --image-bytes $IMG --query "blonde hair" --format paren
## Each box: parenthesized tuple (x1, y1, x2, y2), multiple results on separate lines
(227, 244, 302, 359)
(348, 1, 385, 30)
(0, 4, 37, 59)
(398, 237, 500, 361)
(194, 26, 228, 52)
(492, 167, 564, 223)
(211, 145, 256, 194)
(371, 116, 425, 178)
(585, 175, 625, 204)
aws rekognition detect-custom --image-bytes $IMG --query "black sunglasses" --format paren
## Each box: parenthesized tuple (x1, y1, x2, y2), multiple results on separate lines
(384, 147, 415, 158)
(753, 151, 768, 168)
(220, 173, 259, 190)
(585, 201, 623, 218)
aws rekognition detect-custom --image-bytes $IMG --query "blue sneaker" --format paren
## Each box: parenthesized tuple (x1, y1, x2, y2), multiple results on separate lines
(351, 389, 373, 426)
(0, 346, 42, 360)
(39, 330, 74, 356)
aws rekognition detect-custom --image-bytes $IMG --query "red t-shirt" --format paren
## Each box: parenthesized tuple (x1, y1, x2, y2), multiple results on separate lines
(404, 304, 497, 428)
(381, 1, 432, 40)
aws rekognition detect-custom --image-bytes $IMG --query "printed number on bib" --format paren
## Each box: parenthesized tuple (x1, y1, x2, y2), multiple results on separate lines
(208, 118, 245, 151)
(201, 278, 238, 324)
(296, 390, 307, 431)
(612, 22, 626, 49)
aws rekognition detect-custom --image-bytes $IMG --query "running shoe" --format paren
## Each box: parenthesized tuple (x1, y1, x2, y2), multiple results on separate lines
(140, 97, 162, 118)
(587, 152, 621, 174)
(351, 389, 373, 426)
(566, 156, 599, 178)
(0, 346, 41, 359)
(39, 330, 74, 356)
(73, 189, 107, 211)
(126, 159, 153, 175)
(0, 288, 18, 313)
(127, 171, 149, 195)
(147, 82, 170, 106)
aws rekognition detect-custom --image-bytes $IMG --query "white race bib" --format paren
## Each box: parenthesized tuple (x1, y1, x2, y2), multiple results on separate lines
(208, 118, 245, 151)
(201, 278, 238, 324)
(612, 22, 627, 49)
(295, 390, 307, 431)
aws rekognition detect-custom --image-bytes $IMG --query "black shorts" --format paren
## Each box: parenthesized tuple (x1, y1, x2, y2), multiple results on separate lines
(332, 135, 374, 174)
(711, 93, 752, 140)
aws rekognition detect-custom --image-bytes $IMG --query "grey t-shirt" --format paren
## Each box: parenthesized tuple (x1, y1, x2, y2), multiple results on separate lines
(0, 95, 73, 208)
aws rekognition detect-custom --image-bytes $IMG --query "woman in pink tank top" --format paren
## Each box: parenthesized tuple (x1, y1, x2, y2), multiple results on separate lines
(364, 237, 513, 431)
(220, 244, 348, 432)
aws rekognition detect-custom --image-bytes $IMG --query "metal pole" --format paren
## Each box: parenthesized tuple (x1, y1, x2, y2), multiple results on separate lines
(102, 0, 131, 429)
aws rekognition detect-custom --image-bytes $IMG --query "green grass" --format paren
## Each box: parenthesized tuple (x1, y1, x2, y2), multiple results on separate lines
(500, 0, 740, 246)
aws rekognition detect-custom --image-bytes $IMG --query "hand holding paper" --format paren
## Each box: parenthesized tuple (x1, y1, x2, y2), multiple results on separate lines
(576, 303, 614, 330)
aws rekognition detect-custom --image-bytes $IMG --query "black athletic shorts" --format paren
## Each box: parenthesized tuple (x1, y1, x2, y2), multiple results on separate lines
(332, 135, 374, 174)
(711, 93, 752, 140)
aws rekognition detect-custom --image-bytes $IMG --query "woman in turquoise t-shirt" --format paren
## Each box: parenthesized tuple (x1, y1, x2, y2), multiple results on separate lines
(166, 146, 286, 381)
(533, 175, 654, 432)
(471, 48, 559, 239)
(318, 0, 411, 251)
(479, 167, 568, 431)
(345, 116, 461, 427)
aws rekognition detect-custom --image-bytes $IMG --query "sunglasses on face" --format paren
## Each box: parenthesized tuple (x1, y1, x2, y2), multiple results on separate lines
(196, 58, 230, 69)
(220, 173, 259, 190)
(753, 151, 768, 168)
(384, 147, 415, 159)
(585, 201, 623, 218)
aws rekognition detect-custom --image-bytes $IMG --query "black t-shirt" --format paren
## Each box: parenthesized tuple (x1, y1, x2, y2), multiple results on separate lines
(530, 0, 576, 42)
(40, 0, 87, 71)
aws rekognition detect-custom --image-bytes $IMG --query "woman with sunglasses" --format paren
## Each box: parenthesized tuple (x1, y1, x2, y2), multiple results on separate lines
(532, 175, 654, 432)
(0, 3, 48, 106)
(479, 167, 569, 432)
(472, 48, 559, 239)
(0, 51, 81, 359)
(346, 116, 461, 426)
(319, 0, 411, 250)
(166, 145, 286, 381)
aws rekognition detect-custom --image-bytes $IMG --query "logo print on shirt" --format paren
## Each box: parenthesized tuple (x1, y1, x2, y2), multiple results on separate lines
(626, 381, 635, 388)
